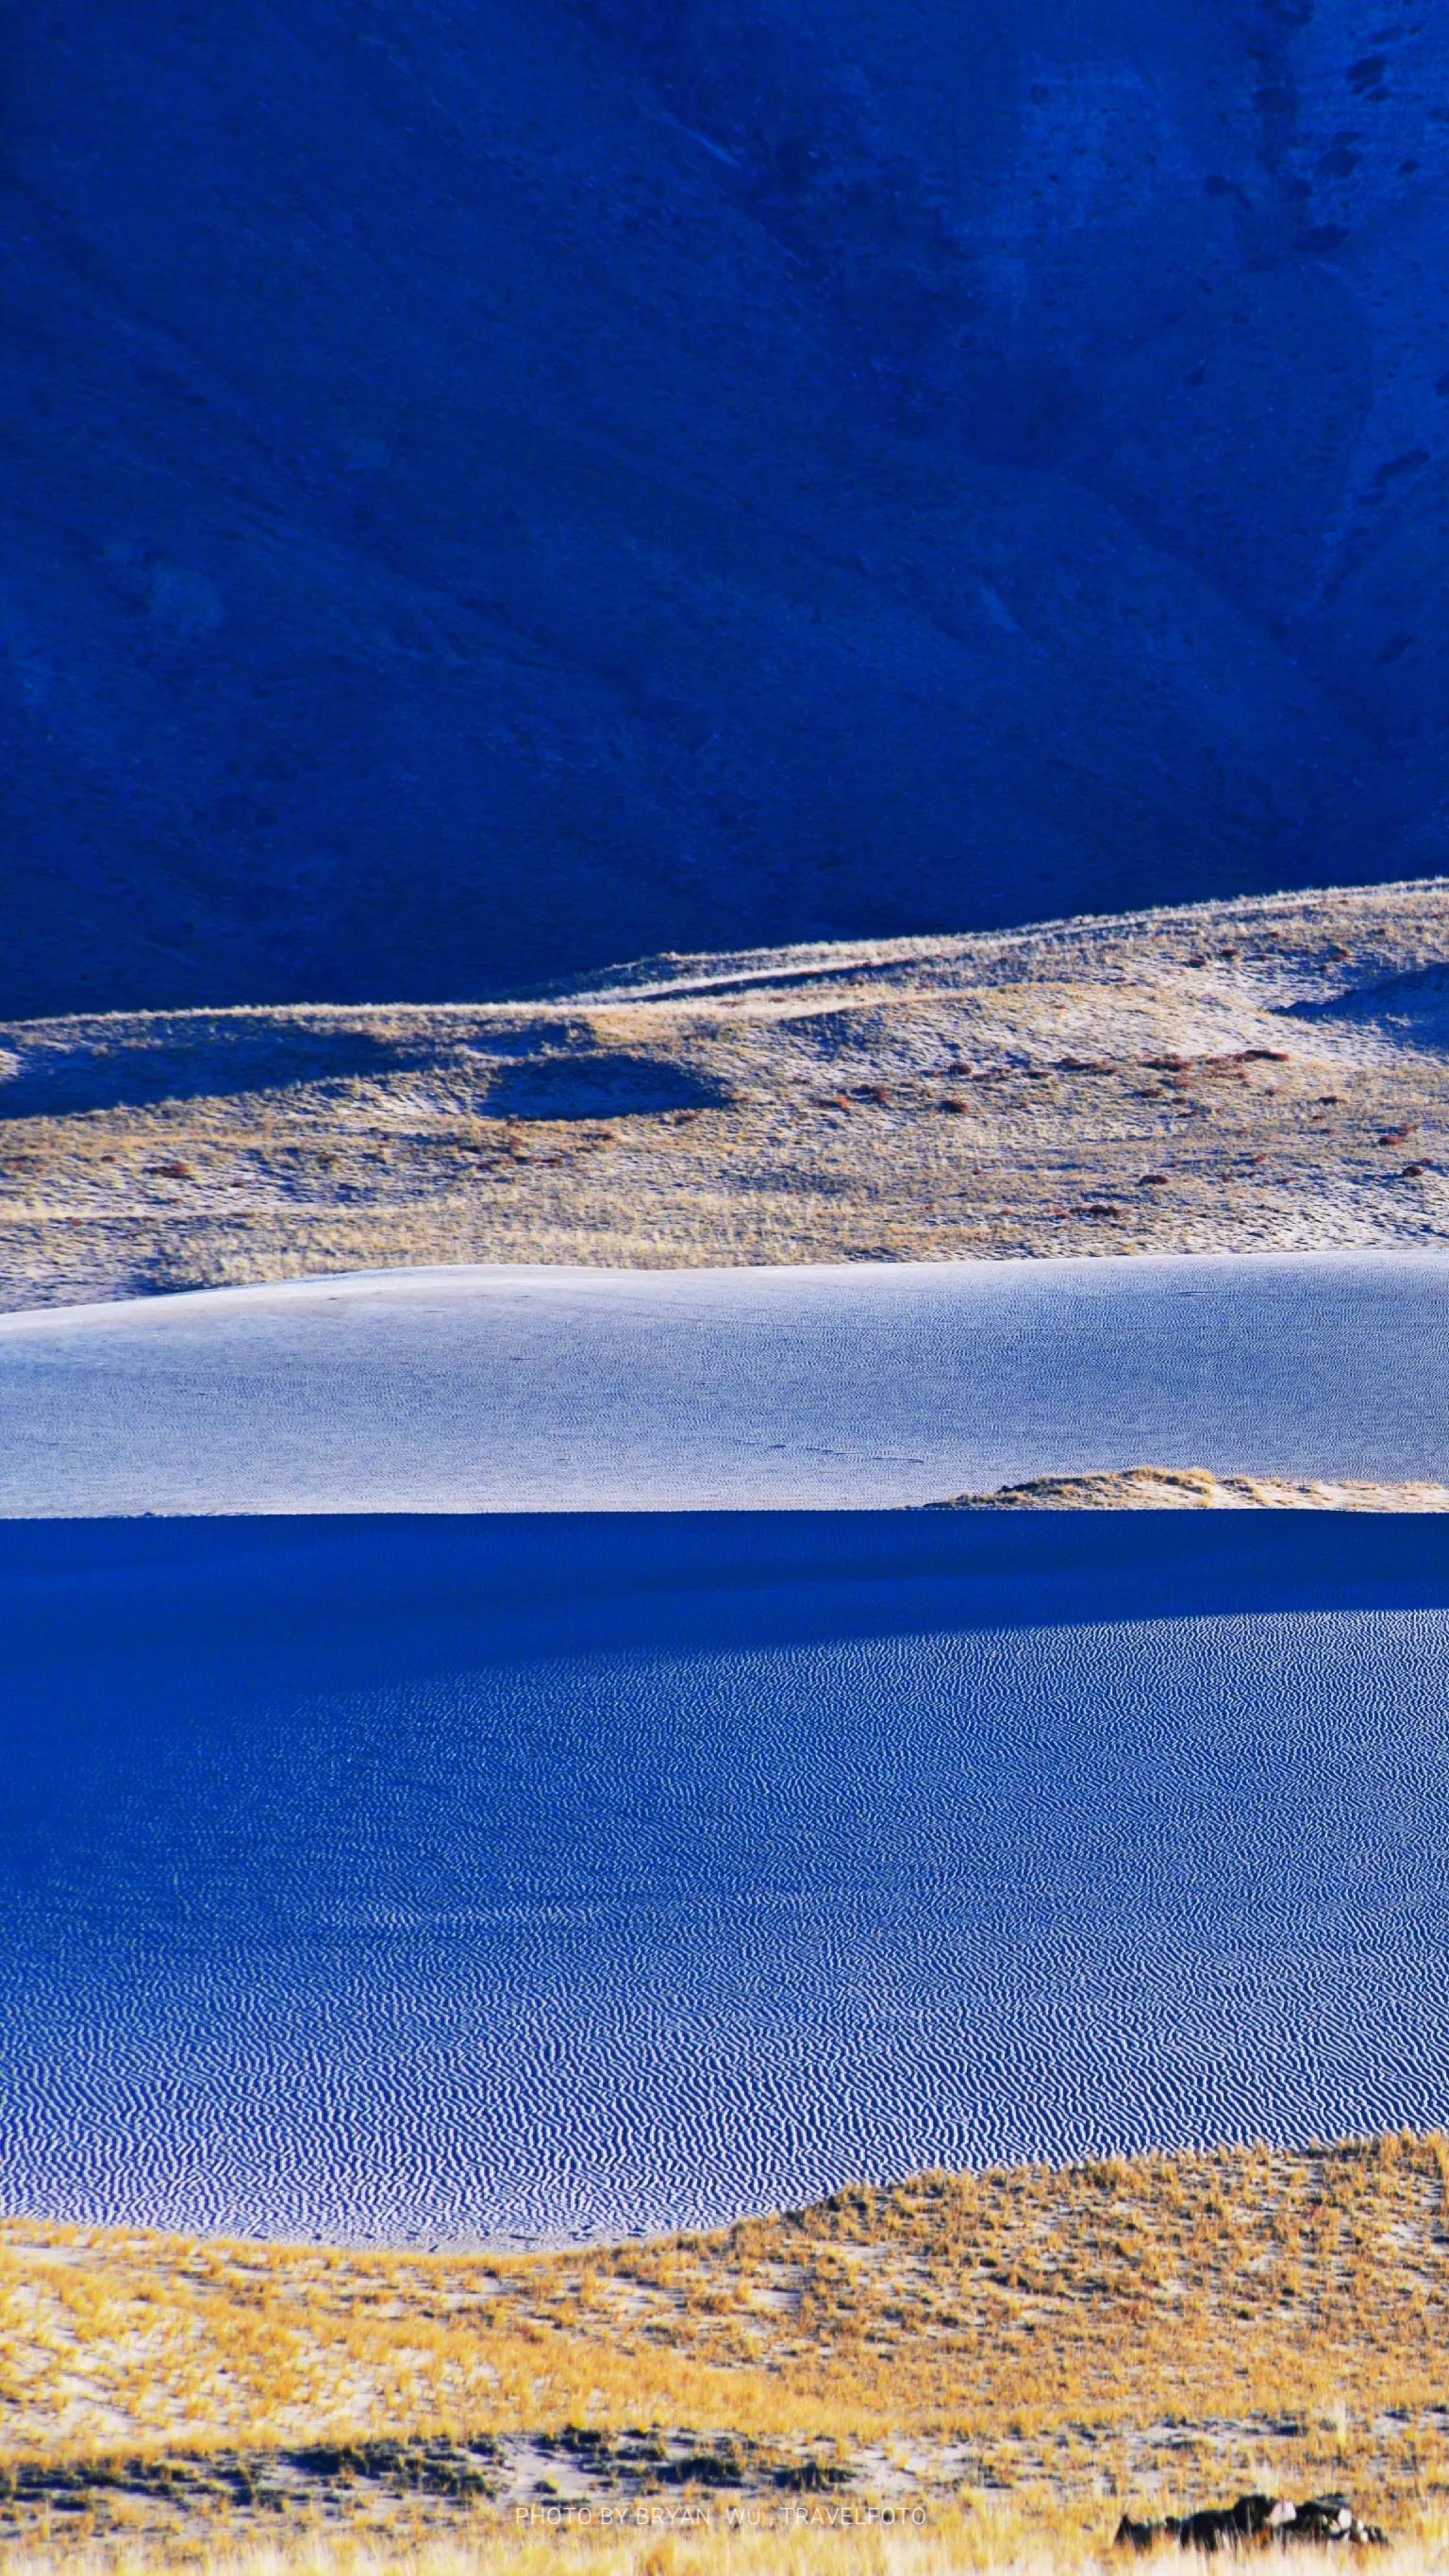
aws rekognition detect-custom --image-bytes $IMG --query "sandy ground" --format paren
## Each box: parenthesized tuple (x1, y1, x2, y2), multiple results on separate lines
(4, 878, 1449, 1312)
(2, 1251, 1447, 1511)
(9, 1513, 1448, 2241)
(0, 2136, 1444, 2564)
(7, 887, 1449, 2558)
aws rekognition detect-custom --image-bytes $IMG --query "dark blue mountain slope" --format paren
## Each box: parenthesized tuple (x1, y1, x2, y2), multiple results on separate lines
(3, 1, 1445, 1012)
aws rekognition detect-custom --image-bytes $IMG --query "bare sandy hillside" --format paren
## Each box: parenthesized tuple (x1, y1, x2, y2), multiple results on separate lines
(937, 1469, 1449, 1510)
(4, 878, 1449, 1312)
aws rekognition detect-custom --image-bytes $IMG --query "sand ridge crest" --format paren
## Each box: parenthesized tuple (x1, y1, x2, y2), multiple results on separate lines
(935, 1467, 1449, 1511)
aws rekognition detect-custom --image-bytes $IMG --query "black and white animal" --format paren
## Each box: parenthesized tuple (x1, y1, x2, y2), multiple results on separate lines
(1284, 2497, 1389, 2549)
(1115, 2495, 1295, 2552)
(1288, 2499, 1355, 2547)
(1115, 2493, 1388, 2555)
(1176, 2495, 1298, 2553)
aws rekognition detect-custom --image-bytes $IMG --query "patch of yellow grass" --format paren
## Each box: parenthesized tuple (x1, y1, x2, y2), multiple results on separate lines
(0, 2516, 1021, 2574)
(4, 2133, 1449, 2529)
(9, 2515, 1449, 2575)
(5, 878, 1449, 1311)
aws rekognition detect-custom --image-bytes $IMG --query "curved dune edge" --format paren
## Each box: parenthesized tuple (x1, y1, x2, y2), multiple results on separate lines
(3, 1250, 1449, 1514)
(0, 2135, 1442, 2554)
(934, 1466, 1449, 1510)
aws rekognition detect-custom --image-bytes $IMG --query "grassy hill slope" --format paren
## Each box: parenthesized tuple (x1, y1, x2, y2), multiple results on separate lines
(3, 878, 1448, 1309)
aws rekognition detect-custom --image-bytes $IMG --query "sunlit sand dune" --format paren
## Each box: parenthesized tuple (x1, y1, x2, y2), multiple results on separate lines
(0, 1249, 1446, 1514)
(4, 1247, 1448, 2267)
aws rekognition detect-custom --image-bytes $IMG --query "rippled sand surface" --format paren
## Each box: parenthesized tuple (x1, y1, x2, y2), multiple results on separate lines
(4, 1514, 1449, 2246)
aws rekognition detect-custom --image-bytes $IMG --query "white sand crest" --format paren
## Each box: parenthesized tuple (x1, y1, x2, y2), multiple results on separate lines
(1, 1249, 1446, 1514)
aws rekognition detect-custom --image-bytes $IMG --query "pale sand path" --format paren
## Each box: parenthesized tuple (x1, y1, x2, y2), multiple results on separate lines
(1, 1250, 1446, 1514)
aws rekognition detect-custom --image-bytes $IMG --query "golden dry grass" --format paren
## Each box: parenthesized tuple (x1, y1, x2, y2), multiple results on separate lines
(0, 2526, 985, 2574)
(8, 2504, 1449, 2576)
(4, 878, 1449, 1309)
(0, 2511, 1233, 2572)
(5, 2134, 1449, 2542)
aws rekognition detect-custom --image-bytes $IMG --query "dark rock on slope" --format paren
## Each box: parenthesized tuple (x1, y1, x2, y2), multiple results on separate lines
(3, 2, 1448, 1014)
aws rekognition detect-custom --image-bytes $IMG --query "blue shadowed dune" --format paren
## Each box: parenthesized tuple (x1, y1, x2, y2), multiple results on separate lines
(4, 1512, 1449, 2246)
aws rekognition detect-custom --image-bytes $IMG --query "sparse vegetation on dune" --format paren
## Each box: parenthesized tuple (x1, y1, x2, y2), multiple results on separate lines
(4, 2136, 1449, 2562)
(936, 1470, 1449, 1510)
(3, 880, 1449, 1313)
